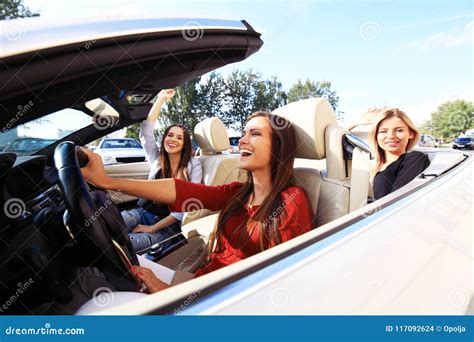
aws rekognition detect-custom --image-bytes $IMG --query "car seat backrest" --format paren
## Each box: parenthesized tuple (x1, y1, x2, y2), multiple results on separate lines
(273, 98, 350, 227)
(193, 117, 246, 185)
(181, 118, 247, 225)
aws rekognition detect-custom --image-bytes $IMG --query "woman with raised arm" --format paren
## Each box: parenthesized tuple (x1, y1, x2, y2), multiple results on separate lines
(81, 112, 313, 293)
(121, 89, 202, 252)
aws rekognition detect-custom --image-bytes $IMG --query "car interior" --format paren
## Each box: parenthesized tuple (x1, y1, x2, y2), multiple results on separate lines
(2, 82, 468, 315)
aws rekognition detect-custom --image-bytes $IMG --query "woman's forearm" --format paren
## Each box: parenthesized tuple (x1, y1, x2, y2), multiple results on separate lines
(106, 177, 176, 204)
(146, 97, 166, 122)
(151, 215, 178, 233)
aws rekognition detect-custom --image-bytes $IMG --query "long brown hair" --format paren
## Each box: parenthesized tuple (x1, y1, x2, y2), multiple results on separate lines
(159, 124, 192, 180)
(208, 112, 297, 254)
(368, 108, 420, 175)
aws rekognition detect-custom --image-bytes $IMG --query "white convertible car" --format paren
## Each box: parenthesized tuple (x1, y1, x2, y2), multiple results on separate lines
(0, 18, 471, 316)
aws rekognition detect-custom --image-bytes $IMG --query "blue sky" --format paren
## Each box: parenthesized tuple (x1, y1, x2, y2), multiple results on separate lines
(23, 0, 474, 125)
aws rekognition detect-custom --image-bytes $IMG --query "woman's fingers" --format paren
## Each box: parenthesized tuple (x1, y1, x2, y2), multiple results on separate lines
(79, 148, 108, 188)
(158, 89, 175, 100)
(131, 225, 151, 233)
(130, 266, 170, 293)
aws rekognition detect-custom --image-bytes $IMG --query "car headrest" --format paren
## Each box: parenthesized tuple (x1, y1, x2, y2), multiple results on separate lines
(272, 98, 337, 160)
(194, 117, 230, 155)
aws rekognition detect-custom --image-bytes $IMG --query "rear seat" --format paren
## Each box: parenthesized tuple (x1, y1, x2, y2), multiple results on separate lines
(181, 117, 246, 225)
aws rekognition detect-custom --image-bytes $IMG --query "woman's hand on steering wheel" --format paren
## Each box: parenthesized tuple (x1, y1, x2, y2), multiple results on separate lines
(79, 148, 110, 189)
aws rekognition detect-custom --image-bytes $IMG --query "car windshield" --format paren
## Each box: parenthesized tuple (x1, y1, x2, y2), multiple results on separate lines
(0, 109, 93, 156)
(101, 139, 142, 149)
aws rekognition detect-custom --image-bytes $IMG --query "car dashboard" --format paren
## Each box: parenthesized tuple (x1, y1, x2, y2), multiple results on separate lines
(3, 155, 63, 223)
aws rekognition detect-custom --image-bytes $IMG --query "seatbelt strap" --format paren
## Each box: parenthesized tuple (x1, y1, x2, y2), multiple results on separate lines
(349, 147, 371, 211)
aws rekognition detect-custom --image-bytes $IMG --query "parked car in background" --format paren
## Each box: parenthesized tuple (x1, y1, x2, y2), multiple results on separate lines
(95, 138, 146, 164)
(2, 137, 56, 156)
(452, 136, 473, 150)
(227, 136, 240, 154)
(418, 134, 438, 148)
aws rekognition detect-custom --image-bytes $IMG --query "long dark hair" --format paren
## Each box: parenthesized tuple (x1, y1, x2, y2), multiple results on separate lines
(159, 124, 192, 180)
(208, 112, 297, 254)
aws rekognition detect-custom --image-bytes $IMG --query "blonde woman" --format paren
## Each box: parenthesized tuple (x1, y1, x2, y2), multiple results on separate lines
(368, 108, 430, 200)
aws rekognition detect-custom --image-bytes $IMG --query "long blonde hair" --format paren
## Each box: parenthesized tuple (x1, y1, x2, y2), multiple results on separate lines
(368, 108, 420, 175)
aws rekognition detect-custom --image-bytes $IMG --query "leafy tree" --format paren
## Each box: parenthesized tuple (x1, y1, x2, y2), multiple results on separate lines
(221, 70, 257, 130)
(124, 123, 140, 140)
(421, 100, 473, 140)
(196, 72, 225, 119)
(287, 79, 343, 120)
(252, 76, 287, 113)
(222, 70, 287, 130)
(158, 78, 203, 136)
(0, 0, 39, 20)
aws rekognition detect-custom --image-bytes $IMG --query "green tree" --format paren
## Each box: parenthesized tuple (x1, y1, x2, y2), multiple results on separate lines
(222, 70, 287, 130)
(124, 123, 140, 140)
(287, 79, 342, 120)
(196, 72, 225, 119)
(158, 78, 203, 136)
(422, 100, 474, 140)
(0, 0, 39, 20)
(221, 70, 257, 130)
(252, 76, 287, 113)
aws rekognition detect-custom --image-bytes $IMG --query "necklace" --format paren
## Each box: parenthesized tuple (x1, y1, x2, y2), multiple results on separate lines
(248, 192, 255, 209)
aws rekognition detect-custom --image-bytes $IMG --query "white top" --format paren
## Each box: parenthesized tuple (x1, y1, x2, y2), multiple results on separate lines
(139, 120, 202, 221)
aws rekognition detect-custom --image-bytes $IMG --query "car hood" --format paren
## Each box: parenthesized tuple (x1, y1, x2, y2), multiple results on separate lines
(0, 17, 263, 129)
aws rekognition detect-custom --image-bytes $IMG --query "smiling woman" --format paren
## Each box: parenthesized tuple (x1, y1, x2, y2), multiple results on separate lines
(368, 108, 431, 199)
(80, 112, 313, 293)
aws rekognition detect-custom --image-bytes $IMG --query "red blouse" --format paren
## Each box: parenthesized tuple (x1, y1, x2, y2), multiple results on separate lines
(170, 179, 313, 277)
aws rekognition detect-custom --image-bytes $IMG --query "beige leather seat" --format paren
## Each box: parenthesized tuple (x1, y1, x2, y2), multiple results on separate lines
(180, 117, 246, 226)
(159, 101, 361, 271)
(272, 98, 351, 226)
(194, 117, 246, 186)
(158, 118, 246, 271)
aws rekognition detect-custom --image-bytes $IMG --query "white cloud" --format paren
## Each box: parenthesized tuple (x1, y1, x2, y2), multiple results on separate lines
(341, 89, 474, 126)
(400, 21, 473, 50)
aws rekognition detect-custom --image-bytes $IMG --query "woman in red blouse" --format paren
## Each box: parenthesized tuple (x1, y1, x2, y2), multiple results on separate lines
(81, 112, 314, 293)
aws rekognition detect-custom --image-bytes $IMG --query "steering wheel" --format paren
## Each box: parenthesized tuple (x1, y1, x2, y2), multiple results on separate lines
(54, 141, 139, 291)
